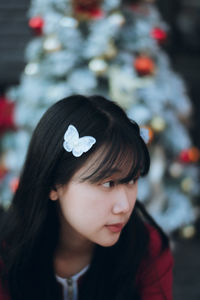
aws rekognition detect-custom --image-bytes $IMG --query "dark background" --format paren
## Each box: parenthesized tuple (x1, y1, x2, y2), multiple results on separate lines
(157, 0, 200, 150)
(0, 0, 200, 299)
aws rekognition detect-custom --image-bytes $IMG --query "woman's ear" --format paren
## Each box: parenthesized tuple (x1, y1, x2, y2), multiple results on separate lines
(49, 189, 58, 201)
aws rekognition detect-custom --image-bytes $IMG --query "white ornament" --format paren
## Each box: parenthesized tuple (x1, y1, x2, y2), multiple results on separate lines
(43, 35, 62, 52)
(59, 17, 78, 28)
(25, 62, 40, 76)
(88, 58, 108, 75)
(63, 125, 96, 157)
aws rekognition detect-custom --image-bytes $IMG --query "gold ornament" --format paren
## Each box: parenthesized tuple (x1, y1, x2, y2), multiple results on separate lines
(180, 225, 196, 239)
(0, 157, 8, 180)
(43, 35, 62, 52)
(181, 177, 194, 193)
(150, 116, 166, 132)
(103, 41, 118, 60)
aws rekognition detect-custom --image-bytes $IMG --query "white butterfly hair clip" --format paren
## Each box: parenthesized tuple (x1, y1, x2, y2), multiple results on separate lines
(63, 124, 96, 157)
(140, 127, 150, 144)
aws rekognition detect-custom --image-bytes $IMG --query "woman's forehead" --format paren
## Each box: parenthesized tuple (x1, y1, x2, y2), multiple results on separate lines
(72, 146, 138, 182)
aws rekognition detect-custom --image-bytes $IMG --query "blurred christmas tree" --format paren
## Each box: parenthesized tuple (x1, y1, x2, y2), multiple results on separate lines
(0, 0, 199, 234)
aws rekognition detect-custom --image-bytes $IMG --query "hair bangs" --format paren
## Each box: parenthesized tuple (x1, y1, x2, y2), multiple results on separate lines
(79, 126, 149, 184)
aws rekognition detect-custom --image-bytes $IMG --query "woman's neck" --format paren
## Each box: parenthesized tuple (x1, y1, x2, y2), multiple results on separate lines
(54, 215, 94, 277)
(54, 239, 93, 278)
(54, 251, 91, 278)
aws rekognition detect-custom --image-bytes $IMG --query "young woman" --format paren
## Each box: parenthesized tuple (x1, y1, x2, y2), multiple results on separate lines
(0, 95, 174, 300)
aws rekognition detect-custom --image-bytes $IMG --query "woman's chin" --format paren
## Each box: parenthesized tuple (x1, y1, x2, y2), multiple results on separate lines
(97, 232, 121, 247)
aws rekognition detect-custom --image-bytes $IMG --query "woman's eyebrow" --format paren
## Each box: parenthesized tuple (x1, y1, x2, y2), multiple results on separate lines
(96, 167, 122, 178)
(108, 167, 121, 174)
(118, 170, 141, 182)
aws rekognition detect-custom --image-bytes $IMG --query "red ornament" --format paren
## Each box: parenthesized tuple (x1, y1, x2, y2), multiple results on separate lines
(151, 27, 167, 44)
(179, 150, 190, 163)
(179, 147, 200, 163)
(29, 16, 44, 35)
(134, 55, 155, 76)
(0, 96, 16, 136)
(188, 147, 200, 162)
(73, 0, 104, 19)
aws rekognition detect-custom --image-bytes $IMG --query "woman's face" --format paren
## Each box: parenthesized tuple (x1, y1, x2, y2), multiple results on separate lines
(50, 156, 139, 248)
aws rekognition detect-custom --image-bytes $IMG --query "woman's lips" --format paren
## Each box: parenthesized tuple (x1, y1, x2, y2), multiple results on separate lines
(105, 223, 125, 233)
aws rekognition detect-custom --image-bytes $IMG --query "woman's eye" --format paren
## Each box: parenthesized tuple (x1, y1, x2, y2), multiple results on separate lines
(128, 179, 135, 185)
(102, 181, 115, 188)
(127, 178, 139, 185)
(101, 178, 139, 188)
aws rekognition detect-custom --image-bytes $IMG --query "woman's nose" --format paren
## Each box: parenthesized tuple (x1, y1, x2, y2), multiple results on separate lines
(112, 186, 130, 214)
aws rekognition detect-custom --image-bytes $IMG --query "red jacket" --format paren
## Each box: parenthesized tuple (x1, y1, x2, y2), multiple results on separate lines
(0, 225, 174, 299)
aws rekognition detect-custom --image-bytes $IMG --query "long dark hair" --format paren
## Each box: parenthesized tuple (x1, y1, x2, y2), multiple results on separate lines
(0, 95, 169, 300)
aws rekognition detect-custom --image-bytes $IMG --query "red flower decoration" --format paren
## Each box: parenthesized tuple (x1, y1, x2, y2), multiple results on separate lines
(29, 16, 44, 35)
(0, 96, 16, 136)
(151, 27, 167, 44)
